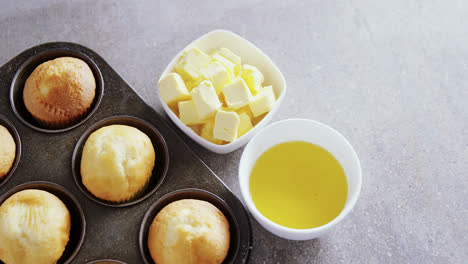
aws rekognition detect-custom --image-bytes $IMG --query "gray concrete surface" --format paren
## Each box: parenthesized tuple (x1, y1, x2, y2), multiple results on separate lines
(1, 0, 467, 263)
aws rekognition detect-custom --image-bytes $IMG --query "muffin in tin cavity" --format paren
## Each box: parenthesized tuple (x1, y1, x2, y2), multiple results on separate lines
(0, 115, 21, 188)
(10, 48, 104, 133)
(0, 125, 16, 179)
(72, 116, 169, 207)
(139, 189, 242, 264)
(0, 181, 85, 264)
(23, 57, 96, 128)
(0, 190, 70, 264)
(148, 199, 230, 264)
(80, 124, 156, 203)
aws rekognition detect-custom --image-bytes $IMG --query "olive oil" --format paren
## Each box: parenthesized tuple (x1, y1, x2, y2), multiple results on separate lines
(249, 141, 348, 229)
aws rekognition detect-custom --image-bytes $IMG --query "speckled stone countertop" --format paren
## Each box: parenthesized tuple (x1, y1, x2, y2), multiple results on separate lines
(1, 1, 467, 263)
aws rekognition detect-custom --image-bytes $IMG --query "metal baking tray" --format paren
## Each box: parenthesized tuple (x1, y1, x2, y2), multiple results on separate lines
(0, 42, 251, 264)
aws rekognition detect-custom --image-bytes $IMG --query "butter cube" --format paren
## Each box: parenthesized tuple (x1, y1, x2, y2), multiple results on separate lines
(217, 48, 241, 65)
(200, 61, 231, 95)
(200, 119, 223, 144)
(249, 85, 276, 117)
(242, 64, 264, 95)
(236, 105, 254, 120)
(213, 110, 240, 142)
(213, 54, 237, 78)
(178, 100, 203, 125)
(237, 112, 253, 138)
(184, 80, 200, 92)
(217, 48, 241, 75)
(222, 78, 252, 109)
(158, 73, 190, 104)
(221, 106, 235, 112)
(192, 80, 222, 119)
(175, 48, 211, 81)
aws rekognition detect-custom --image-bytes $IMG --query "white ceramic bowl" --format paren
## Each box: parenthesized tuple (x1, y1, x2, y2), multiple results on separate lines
(157, 30, 287, 154)
(239, 119, 362, 240)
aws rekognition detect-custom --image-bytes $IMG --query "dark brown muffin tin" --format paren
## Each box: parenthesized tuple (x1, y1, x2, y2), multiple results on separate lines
(0, 42, 251, 264)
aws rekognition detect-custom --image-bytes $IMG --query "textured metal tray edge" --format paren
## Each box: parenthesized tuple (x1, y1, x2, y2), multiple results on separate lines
(0, 42, 252, 264)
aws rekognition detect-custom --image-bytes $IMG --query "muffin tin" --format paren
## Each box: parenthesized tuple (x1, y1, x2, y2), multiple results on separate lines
(0, 42, 251, 263)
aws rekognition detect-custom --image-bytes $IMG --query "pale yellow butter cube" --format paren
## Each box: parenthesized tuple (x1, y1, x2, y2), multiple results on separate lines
(237, 112, 253, 138)
(236, 105, 254, 120)
(158, 73, 190, 104)
(249, 85, 276, 117)
(178, 100, 204, 125)
(175, 48, 211, 81)
(217, 48, 241, 75)
(200, 119, 223, 144)
(213, 110, 240, 142)
(192, 80, 222, 119)
(242, 64, 264, 95)
(222, 78, 252, 109)
(217, 48, 241, 65)
(213, 53, 237, 78)
(200, 61, 231, 95)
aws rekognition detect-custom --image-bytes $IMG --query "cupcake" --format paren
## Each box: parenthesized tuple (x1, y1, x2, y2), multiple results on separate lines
(0, 125, 16, 179)
(0, 189, 71, 264)
(80, 125, 155, 202)
(148, 199, 230, 264)
(23, 57, 96, 128)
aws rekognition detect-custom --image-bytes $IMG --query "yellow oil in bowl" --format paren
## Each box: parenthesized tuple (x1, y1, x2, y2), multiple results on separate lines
(249, 141, 348, 229)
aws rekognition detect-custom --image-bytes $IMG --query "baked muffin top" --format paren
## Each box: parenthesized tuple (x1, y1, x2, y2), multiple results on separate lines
(0, 189, 71, 264)
(148, 199, 230, 264)
(0, 124, 16, 179)
(23, 57, 96, 125)
(81, 125, 155, 202)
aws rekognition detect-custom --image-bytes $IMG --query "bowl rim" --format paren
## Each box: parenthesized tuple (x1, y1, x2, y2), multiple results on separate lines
(9, 47, 104, 133)
(0, 180, 86, 264)
(138, 188, 242, 264)
(239, 118, 362, 238)
(157, 29, 287, 154)
(71, 115, 170, 208)
(0, 114, 21, 189)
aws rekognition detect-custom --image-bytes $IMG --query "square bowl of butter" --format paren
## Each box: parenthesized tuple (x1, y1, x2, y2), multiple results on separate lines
(157, 30, 286, 154)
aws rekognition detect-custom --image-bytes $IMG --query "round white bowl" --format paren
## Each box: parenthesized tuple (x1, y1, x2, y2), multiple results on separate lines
(239, 119, 362, 240)
(157, 30, 287, 154)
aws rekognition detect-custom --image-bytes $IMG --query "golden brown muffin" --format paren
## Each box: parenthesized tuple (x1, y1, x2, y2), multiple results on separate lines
(148, 199, 230, 264)
(23, 57, 96, 128)
(0, 189, 71, 264)
(0, 125, 16, 179)
(81, 125, 155, 202)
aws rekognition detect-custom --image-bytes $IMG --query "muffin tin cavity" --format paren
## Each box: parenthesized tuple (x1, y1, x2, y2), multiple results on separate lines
(0, 181, 86, 264)
(86, 260, 127, 264)
(139, 188, 241, 264)
(0, 114, 21, 189)
(10, 48, 104, 133)
(72, 115, 169, 207)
